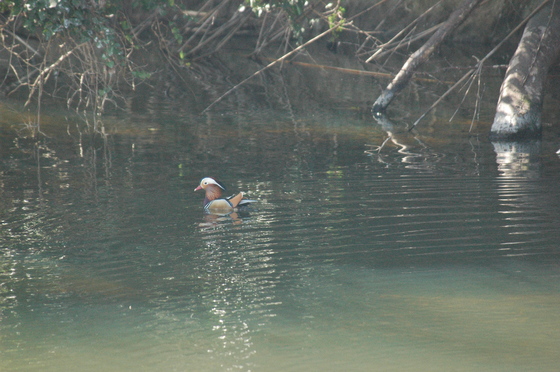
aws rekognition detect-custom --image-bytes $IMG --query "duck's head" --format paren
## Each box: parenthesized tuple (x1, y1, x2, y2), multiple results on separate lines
(194, 177, 226, 192)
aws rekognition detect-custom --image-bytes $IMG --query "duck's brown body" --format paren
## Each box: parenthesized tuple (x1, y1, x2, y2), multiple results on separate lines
(194, 177, 255, 213)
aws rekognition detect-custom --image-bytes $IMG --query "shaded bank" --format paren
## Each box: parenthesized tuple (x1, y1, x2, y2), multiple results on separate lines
(0, 0, 558, 139)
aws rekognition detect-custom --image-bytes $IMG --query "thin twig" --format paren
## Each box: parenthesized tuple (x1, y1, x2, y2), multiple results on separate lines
(366, 1, 443, 62)
(201, 20, 349, 114)
(192, 11, 253, 61)
(25, 42, 86, 107)
(179, 1, 231, 53)
(448, 59, 481, 122)
(410, 69, 476, 129)
(256, 57, 452, 83)
(470, 70, 484, 132)
(3, 28, 42, 57)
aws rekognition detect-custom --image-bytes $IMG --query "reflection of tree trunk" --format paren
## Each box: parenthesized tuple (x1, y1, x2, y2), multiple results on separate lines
(372, 0, 483, 114)
(492, 140, 541, 178)
(490, 2, 560, 140)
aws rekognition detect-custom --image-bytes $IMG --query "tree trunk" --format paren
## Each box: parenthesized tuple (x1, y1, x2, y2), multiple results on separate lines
(489, 2, 560, 140)
(372, 0, 483, 114)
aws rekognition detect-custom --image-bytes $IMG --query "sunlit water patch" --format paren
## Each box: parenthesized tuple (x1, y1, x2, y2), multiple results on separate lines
(1, 103, 560, 371)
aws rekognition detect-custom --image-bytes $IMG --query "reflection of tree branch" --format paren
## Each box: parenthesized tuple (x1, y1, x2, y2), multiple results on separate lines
(369, 112, 429, 162)
(365, 136, 391, 154)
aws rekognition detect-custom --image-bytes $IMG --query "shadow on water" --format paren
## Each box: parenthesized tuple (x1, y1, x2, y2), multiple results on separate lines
(1, 50, 560, 370)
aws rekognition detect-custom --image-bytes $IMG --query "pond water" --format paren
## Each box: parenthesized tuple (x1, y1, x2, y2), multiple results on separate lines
(1, 62, 560, 372)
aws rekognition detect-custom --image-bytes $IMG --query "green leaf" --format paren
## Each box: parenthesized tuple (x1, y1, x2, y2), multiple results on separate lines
(132, 70, 152, 79)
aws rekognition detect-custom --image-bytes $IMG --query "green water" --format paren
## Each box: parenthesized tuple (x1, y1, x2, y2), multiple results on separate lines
(1, 91, 560, 371)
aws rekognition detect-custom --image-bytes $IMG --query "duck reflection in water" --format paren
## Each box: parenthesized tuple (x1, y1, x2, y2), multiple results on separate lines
(199, 211, 245, 227)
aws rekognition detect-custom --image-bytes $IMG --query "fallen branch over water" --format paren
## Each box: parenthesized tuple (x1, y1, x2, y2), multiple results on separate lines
(410, 0, 553, 131)
(371, 0, 483, 114)
(258, 57, 452, 84)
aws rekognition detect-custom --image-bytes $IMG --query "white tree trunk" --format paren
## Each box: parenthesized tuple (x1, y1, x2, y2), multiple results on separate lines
(490, 2, 560, 140)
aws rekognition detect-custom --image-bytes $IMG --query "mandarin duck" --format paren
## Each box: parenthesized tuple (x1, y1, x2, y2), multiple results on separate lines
(194, 177, 256, 213)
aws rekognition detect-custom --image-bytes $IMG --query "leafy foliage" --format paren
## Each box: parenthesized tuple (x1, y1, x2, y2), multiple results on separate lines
(327, 5, 345, 41)
(244, 0, 346, 43)
(0, 0, 347, 122)
(0, 0, 183, 117)
(245, 0, 313, 41)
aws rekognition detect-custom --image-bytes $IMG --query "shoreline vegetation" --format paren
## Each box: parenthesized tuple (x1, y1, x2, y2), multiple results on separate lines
(0, 0, 558, 138)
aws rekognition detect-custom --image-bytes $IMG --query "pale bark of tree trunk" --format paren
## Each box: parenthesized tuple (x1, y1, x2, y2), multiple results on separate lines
(489, 2, 560, 140)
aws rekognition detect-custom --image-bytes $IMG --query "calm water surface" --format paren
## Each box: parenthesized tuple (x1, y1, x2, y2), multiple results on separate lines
(1, 96, 560, 371)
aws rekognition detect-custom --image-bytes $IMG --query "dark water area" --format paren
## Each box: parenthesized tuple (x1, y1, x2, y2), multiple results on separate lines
(1, 50, 560, 371)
